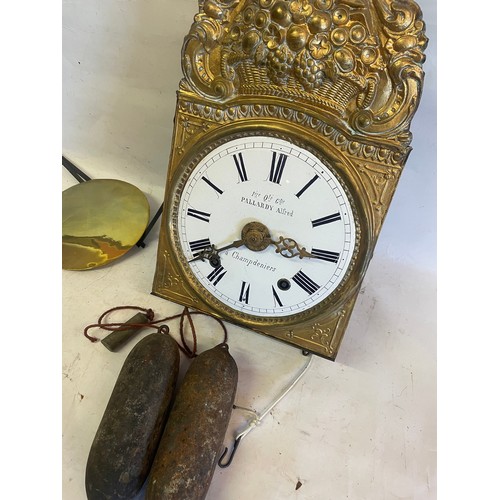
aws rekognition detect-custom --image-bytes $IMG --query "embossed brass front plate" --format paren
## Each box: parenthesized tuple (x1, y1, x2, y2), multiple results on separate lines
(152, 0, 427, 360)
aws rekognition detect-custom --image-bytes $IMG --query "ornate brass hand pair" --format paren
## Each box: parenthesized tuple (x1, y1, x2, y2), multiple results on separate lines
(189, 221, 314, 263)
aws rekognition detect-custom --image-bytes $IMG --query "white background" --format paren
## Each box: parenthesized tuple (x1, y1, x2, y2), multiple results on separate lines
(4, 0, 494, 497)
(59, 1, 437, 499)
(15, 0, 500, 498)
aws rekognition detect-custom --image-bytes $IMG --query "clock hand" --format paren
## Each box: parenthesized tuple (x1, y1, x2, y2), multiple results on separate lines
(188, 221, 318, 264)
(188, 245, 216, 264)
(269, 236, 315, 259)
(188, 239, 245, 263)
(239, 222, 317, 259)
(236, 221, 316, 259)
(188, 221, 268, 264)
(216, 239, 245, 253)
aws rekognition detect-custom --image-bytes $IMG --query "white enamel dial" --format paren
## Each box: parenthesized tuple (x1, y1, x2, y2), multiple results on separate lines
(176, 136, 356, 318)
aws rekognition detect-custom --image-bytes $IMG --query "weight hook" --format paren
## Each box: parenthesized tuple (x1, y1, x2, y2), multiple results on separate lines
(218, 435, 242, 468)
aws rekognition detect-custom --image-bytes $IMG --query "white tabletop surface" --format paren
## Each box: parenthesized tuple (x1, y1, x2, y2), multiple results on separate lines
(62, 1, 437, 499)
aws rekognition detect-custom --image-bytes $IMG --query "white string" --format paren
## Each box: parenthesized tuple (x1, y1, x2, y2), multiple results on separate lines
(233, 354, 314, 443)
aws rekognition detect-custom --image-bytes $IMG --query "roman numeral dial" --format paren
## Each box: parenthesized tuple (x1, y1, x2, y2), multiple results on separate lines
(292, 270, 321, 295)
(295, 174, 319, 198)
(239, 281, 250, 304)
(311, 248, 340, 263)
(269, 152, 287, 184)
(207, 265, 227, 286)
(233, 152, 248, 182)
(202, 176, 223, 195)
(311, 212, 341, 227)
(187, 208, 211, 223)
(189, 238, 211, 253)
(177, 136, 357, 318)
(272, 286, 284, 307)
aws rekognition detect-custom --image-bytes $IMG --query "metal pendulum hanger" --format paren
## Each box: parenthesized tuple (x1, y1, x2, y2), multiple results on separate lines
(62, 155, 164, 248)
(218, 351, 314, 468)
(136, 200, 164, 248)
(62, 155, 91, 183)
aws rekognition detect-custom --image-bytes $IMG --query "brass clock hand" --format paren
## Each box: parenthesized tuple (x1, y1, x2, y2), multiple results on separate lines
(188, 245, 216, 263)
(188, 221, 268, 264)
(216, 239, 245, 253)
(188, 239, 245, 263)
(239, 222, 318, 259)
(269, 236, 315, 259)
(188, 221, 318, 264)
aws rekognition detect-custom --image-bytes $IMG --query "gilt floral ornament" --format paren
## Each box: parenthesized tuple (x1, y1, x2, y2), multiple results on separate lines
(183, 0, 427, 143)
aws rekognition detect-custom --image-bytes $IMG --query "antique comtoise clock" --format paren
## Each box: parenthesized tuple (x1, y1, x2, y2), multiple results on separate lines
(152, 0, 427, 360)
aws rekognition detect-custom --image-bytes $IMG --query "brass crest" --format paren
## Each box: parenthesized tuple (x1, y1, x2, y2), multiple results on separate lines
(153, 0, 427, 360)
(181, 0, 426, 141)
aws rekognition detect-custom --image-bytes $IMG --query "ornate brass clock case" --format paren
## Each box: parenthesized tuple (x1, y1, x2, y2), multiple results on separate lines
(152, 0, 427, 360)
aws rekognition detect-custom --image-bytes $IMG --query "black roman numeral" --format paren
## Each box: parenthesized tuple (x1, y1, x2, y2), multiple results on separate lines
(239, 281, 250, 304)
(272, 286, 283, 307)
(189, 238, 211, 253)
(269, 152, 287, 184)
(187, 208, 211, 223)
(311, 212, 341, 227)
(292, 271, 320, 295)
(233, 153, 248, 182)
(311, 248, 340, 263)
(207, 265, 227, 286)
(201, 176, 223, 195)
(295, 174, 319, 198)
